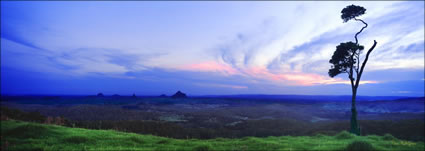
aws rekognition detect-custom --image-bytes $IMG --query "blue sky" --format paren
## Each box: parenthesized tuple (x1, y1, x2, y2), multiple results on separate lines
(1, 1, 424, 96)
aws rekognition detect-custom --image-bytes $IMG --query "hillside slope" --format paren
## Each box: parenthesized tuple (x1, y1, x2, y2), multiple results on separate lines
(1, 120, 423, 151)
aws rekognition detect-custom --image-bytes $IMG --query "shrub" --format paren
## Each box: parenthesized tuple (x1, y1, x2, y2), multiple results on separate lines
(1, 140, 9, 151)
(193, 145, 211, 151)
(16, 146, 44, 151)
(54, 117, 65, 125)
(365, 135, 380, 141)
(157, 139, 169, 144)
(0, 106, 45, 123)
(1, 115, 9, 121)
(314, 131, 338, 136)
(45, 116, 66, 126)
(314, 133, 326, 138)
(382, 133, 397, 141)
(45, 117, 54, 124)
(4, 124, 50, 138)
(346, 140, 376, 151)
(128, 136, 145, 144)
(335, 131, 355, 139)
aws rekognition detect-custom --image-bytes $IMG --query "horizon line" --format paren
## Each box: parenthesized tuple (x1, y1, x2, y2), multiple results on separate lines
(1, 93, 423, 98)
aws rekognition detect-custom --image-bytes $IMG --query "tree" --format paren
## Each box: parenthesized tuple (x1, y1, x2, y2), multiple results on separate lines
(328, 4, 377, 135)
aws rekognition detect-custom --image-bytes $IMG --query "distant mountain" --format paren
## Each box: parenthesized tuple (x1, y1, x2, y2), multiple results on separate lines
(97, 93, 104, 97)
(172, 91, 187, 98)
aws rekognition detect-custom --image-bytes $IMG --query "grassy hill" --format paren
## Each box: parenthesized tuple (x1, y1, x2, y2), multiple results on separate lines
(1, 120, 423, 151)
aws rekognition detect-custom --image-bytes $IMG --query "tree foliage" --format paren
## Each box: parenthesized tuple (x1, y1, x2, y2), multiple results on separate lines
(329, 42, 364, 78)
(341, 5, 366, 22)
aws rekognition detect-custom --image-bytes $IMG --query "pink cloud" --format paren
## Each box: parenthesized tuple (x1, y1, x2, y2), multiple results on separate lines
(243, 67, 378, 86)
(195, 83, 248, 89)
(178, 61, 239, 75)
(179, 62, 378, 86)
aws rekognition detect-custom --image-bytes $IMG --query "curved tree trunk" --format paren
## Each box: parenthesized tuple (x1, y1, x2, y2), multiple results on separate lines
(350, 40, 377, 135)
(347, 18, 375, 136)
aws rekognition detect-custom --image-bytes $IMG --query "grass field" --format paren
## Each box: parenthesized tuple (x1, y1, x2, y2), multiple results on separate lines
(1, 120, 423, 151)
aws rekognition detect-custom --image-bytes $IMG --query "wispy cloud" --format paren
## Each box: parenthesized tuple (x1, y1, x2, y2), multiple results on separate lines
(392, 91, 411, 94)
(1, 1, 423, 95)
(206, 1, 423, 86)
(177, 61, 239, 76)
(240, 66, 378, 86)
(194, 83, 248, 89)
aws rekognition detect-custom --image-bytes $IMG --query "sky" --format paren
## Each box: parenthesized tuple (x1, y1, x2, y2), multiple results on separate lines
(1, 1, 424, 96)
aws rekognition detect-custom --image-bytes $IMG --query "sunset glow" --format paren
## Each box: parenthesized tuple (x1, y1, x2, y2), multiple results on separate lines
(1, 1, 423, 96)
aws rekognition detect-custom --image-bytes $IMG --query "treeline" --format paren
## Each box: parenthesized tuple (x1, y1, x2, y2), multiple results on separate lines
(1, 106, 423, 141)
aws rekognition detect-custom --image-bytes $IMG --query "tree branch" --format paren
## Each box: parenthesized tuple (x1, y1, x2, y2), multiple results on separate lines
(355, 40, 377, 88)
(355, 53, 360, 76)
(349, 52, 356, 89)
(349, 74, 355, 91)
(354, 18, 368, 44)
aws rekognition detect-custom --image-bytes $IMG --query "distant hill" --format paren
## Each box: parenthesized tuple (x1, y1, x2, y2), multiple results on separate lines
(197, 94, 414, 102)
(171, 91, 187, 98)
(1, 94, 419, 102)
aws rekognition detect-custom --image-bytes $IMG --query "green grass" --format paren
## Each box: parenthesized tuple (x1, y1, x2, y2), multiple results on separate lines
(1, 120, 423, 151)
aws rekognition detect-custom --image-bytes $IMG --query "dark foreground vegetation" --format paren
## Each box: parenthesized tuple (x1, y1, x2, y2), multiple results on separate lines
(1, 120, 424, 151)
(2, 105, 424, 142)
(1, 96, 424, 141)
